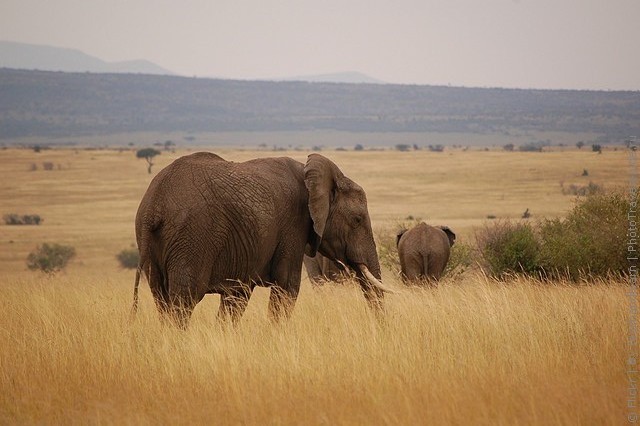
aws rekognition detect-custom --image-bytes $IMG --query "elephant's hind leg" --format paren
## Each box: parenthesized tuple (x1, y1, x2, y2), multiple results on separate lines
(268, 254, 303, 323)
(149, 262, 171, 317)
(402, 253, 424, 283)
(217, 285, 253, 326)
(166, 270, 204, 329)
(268, 285, 299, 323)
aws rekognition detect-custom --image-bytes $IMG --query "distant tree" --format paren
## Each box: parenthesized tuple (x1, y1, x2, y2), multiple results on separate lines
(428, 144, 444, 152)
(136, 148, 161, 174)
(592, 144, 602, 154)
(354, 144, 364, 151)
(395, 144, 411, 152)
(503, 143, 515, 151)
(413, 144, 420, 151)
(164, 140, 175, 151)
(32, 145, 41, 153)
(576, 141, 585, 150)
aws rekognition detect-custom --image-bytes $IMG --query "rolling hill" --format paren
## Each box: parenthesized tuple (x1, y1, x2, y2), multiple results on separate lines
(0, 41, 173, 75)
(0, 67, 638, 142)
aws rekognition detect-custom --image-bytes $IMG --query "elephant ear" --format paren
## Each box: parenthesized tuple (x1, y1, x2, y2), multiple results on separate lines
(439, 226, 456, 247)
(304, 154, 344, 252)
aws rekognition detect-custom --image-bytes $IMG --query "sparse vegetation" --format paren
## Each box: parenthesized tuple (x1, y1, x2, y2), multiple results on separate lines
(3, 214, 42, 225)
(519, 141, 548, 152)
(561, 181, 602, 196)
(26, 243, 75, 273)
(116, 248, 139, 269)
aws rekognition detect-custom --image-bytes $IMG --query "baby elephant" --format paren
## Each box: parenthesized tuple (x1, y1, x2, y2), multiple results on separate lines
(303, 253, 348, 285)
(396, 223, 456, 284)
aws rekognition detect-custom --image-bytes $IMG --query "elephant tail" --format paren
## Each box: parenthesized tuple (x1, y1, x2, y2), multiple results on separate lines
(129, 264, 142, 321)
(130, 213, 158, 321)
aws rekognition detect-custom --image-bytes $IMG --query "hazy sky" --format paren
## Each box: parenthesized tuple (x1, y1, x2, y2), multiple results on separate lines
(1, 0, 638, 90)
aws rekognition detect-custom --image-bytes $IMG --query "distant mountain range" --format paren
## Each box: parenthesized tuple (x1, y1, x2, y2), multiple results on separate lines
(1, 68, 639, 141)
(0, 41, 384, 84)
(0, 41, 173, 75)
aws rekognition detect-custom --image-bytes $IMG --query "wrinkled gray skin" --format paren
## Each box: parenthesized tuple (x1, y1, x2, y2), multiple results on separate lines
(303, 253, 348, 285)
(396, 223, 456, 284)
(131, 152, 387, 327)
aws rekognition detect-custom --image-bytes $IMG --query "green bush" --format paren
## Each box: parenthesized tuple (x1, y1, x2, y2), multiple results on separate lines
(538, 189, 630, 279)
(444, 242, 474, 278)
(116, 248, 139, 269)
(475, 189, 634, 280)
(26, 243, 75, 273)
(475, 220, 541, 278)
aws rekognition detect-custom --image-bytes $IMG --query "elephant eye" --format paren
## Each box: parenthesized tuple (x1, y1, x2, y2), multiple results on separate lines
(351, 215, 363, 227)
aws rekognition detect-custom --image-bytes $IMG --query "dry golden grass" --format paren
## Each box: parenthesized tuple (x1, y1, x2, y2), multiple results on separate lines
(0, 145, 632, 424)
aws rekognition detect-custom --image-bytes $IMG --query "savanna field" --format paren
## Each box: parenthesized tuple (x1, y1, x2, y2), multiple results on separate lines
(0, 144, 634, 424)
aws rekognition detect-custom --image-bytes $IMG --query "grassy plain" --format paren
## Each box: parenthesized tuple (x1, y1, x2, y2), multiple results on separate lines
(0, 144, 633, 424)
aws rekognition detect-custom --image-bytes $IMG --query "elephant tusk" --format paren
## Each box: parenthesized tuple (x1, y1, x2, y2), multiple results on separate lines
(358, 264, 398, 294)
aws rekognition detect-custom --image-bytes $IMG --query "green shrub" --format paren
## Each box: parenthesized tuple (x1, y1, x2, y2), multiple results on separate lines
(474, 189, 634, 281)
(538, 189, 630, 279)
(116, 248, 139, 269)
(444, 242, 474, 278)
(26, 243, 75, 273)
(475, 220, 541, 278)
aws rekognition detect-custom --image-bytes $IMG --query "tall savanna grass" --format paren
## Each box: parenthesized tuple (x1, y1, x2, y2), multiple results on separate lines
(0, 146, 633, 424)
(0, 272, 627, 424)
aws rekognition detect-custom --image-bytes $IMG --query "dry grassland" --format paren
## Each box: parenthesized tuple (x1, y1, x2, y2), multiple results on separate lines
(0, 145, 633, 424)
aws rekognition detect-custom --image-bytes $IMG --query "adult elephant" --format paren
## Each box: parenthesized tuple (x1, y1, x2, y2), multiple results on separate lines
(396, 223, 456, 284)
(303, 253, 348, 285)
(131, 152, 393, 327)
